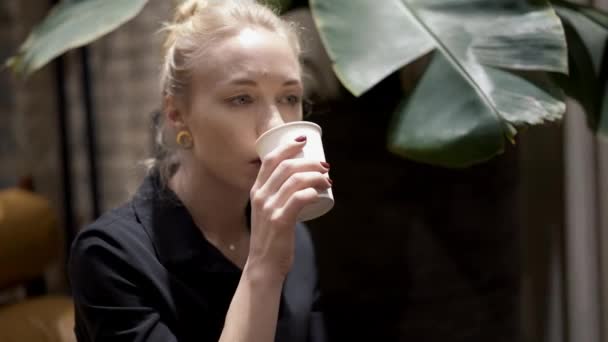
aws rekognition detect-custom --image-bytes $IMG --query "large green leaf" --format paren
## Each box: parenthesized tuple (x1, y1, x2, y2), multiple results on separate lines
(310, 0, 568, 167)
(389, 53, 505, 167)
(6, 0, 148, 77)
(552, 1, 608, 136)
(310, 0, 434, 96)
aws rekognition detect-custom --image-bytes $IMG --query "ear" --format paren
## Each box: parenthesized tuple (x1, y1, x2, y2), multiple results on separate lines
(164, 95, 187, 130)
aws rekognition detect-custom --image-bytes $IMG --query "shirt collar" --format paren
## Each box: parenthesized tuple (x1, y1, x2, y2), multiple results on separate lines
(131, 170, 240, 274)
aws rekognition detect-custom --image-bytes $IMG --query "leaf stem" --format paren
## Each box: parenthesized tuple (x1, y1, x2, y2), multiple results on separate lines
(398, 0, 511, 138)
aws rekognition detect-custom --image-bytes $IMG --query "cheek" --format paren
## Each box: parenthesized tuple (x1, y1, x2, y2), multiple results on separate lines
(189, 111, 254, 158)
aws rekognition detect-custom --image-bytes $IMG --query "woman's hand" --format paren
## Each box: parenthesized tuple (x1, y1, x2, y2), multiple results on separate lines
(246, 135, 331, 282)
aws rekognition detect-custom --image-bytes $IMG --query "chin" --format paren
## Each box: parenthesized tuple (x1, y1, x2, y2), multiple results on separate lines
(241, 174, 257, 192)
(200, 156, 260, 192)
(226, 169, 257, 193)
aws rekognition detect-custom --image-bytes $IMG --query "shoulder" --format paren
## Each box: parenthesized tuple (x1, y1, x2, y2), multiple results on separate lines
(295, 222, 316, 257)
(292, 222, 319, 276)
(283, 223, 322, 317)
(68, 202, 157, 286)
(71, 201, 154, 252)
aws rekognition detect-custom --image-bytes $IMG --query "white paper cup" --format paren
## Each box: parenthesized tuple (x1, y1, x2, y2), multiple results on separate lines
(255, 121, 334, 221)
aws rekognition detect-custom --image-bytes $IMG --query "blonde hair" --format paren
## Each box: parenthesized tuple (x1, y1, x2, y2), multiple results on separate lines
(161, 0, 301, 99)
(148, 0, 302, 183)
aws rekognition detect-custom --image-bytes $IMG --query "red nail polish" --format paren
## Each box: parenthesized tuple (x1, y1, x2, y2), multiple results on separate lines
(295, 136, 307, 142)
(321, 162, 330, 169)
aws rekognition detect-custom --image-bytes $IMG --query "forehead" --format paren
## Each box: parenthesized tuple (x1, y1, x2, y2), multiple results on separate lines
(192, 28, 301, 88)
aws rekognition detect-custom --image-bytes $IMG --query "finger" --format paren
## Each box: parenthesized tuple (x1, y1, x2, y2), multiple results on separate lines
(258, 159, 329, 198)
(254, 136, 308, 189)
(268, 171, 331, 209)
(280, 187, 322, 222)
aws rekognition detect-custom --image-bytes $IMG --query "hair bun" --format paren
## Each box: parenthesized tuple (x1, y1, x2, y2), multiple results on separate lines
(174, 0, 207, 24)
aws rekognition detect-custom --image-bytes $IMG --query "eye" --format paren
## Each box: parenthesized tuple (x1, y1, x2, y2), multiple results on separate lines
(280, 94, 302, 106)
(228, 94, 254, 106)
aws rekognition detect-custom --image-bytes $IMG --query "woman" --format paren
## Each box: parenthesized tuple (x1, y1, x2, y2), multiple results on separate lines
(68, 1, 331, 341)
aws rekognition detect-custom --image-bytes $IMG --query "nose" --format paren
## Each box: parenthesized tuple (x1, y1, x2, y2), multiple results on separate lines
(257, 104, 285, 137)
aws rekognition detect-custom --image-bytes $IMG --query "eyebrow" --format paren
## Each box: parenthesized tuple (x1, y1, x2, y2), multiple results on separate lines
(228, 78, 302, 87)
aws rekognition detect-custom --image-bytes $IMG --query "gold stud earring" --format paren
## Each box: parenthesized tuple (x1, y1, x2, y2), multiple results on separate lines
(176, 130, 193, 149)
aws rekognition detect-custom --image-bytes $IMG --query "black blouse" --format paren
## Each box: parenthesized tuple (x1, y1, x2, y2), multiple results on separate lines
(68, 172, 327, 342)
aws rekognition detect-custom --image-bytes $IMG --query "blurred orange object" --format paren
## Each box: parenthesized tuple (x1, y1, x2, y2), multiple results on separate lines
(0, 188, 74, 342)
(0, 296, 74, 342)
(0, 189, 60, 289)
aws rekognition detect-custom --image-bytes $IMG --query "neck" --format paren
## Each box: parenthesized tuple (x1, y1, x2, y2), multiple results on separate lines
(169, 157, 250, 243)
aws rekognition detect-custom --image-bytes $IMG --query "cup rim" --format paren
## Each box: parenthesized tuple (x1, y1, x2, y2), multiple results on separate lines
(255, 121, 322, 146)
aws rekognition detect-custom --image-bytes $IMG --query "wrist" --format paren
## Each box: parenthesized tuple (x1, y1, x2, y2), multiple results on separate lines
(243, 260, 285, 290)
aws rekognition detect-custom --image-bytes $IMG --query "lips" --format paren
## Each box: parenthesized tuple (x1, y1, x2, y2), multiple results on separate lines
(250, 158, 261, 166)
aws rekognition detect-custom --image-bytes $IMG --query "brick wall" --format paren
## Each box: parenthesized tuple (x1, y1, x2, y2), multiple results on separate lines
(1, 0, 60, 205)
(67, 0, 172, 223)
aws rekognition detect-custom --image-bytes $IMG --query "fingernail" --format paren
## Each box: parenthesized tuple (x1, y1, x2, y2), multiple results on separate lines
(295, 135, 307, 142)
(328, 178, 333, 186)
(321, 162, 330, 169)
